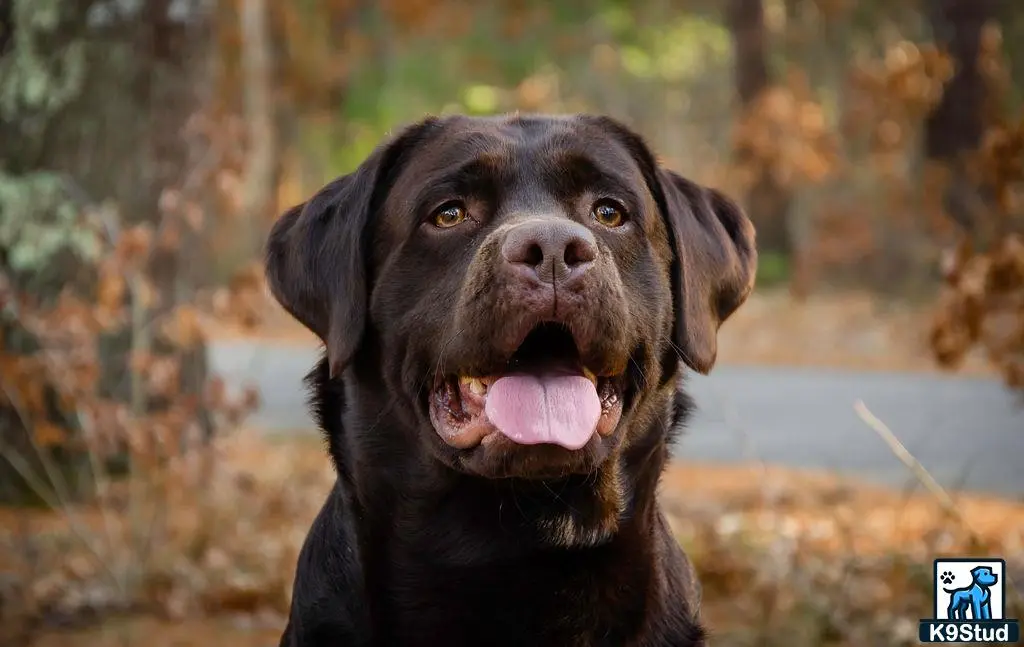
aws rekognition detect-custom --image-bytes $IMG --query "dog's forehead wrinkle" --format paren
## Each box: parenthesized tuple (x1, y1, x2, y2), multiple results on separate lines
(568, 119, 648, 162)
(399, 127, 512, 181)
(527, 148, 650, 216)
(497, 114, 577, 142)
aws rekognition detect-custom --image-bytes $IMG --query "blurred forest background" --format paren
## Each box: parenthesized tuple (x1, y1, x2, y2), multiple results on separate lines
(1, 0, 1023, 645)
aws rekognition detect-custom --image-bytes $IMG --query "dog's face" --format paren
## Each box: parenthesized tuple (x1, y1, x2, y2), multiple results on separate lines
(971, 567, 998, 587)
(266, 114, 756, 483)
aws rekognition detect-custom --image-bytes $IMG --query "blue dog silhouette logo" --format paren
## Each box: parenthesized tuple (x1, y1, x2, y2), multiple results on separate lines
(919, 557, 1019, 643)
(942, 565, 998, 620)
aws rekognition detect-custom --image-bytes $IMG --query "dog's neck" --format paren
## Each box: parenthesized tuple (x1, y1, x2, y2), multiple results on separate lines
(384, 426, 672, 554)
(411, 430, 670, 553)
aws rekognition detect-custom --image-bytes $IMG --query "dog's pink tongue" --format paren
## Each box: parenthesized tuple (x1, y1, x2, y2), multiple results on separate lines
(484, 374, 600, 450)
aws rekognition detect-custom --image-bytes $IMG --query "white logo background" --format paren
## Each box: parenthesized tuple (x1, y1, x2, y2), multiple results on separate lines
(934, 559, 1005, 620)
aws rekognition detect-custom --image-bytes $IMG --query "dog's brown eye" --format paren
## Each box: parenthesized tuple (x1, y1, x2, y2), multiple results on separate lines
(592, 201, 626, 228)
(431, 203, 468, 229)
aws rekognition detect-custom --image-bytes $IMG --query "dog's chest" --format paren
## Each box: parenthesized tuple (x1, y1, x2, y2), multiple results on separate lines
(376, 553, 650, 647)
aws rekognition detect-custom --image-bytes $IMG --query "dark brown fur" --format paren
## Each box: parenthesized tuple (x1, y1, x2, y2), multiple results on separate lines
(266, 114, 757, 647)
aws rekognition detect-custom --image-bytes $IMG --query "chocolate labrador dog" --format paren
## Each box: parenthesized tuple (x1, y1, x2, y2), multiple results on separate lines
(266, 113, 756, 647)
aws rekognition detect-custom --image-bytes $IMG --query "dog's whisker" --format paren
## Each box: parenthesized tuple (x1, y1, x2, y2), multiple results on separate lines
(541, 479, 582, 517)
(432, 324, 467, 385)
(509, 480, 530, 523)
(628, 355, 652, 390)
(496, 500, 507, 534)
(667, 339, 699, 375)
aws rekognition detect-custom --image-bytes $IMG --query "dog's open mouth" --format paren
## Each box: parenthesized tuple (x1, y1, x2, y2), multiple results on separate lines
(429, 323, 626, 451)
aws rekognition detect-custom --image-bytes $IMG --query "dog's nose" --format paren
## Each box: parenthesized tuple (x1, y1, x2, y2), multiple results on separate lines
(501, 220, 598, 285)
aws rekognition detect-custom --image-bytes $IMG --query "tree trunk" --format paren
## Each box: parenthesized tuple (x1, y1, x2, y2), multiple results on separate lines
(727, 0, 792, 257)
(924, 0, 995, 234)
(233, 0, 276, 266)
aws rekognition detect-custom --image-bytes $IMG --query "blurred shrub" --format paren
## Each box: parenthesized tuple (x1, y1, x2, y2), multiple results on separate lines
(756, 251, 791, 288)
(928, 27, 1024, 396)
(931, 227, 1024, 393)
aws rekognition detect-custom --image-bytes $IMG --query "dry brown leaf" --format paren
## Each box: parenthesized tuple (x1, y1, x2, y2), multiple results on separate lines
(161, 305, 206, 349)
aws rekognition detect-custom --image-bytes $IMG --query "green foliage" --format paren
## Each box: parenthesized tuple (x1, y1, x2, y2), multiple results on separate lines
(0, 172, 99, 272)
(0, 0, 86, 123)
(755, 251, 791, 289)
(0, 0, 96, 276)
(312, 1, 735, 179)
(617, 16, 731, 82)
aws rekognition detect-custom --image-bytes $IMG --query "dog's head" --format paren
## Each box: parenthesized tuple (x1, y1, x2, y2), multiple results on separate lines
(266, 114, 755, 484)
(971, 566, 998, 587)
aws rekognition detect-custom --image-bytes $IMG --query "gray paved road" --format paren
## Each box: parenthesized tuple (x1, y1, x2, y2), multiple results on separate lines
(209, 340, 1024, 498)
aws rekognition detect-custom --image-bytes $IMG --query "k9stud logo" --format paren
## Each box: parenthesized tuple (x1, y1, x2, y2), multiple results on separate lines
(919, 558, 1020, 643)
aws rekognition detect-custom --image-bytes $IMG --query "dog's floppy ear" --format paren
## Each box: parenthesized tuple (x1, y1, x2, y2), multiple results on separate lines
(264, 119, 438, 378)
(654, 170, 757, 374)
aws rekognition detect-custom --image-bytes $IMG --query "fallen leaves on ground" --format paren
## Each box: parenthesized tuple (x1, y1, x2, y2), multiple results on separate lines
(0, 432, 332, 646)
(660, 461, 1024, 558)
(4, 435, 1021, 647)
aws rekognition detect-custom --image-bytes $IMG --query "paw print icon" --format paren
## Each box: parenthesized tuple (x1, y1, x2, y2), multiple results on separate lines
(940, 571, 956, 585)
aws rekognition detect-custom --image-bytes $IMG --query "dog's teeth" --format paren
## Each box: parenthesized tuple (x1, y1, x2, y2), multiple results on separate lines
(583, 368, 598, 386)
(460, 377, 487, 395)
